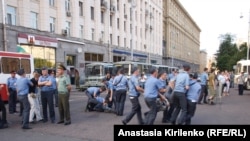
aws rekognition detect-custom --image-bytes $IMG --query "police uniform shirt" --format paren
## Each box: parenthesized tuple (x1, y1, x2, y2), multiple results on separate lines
(113, 74, 128, 91)
(38, 75, 54, 92)
(128, 75, 140, 97)
(7, 77, 17, 90)
(16, 77, 33, 96)
(200, 72, 208, 85)
(173, 70, 190, 93)
(144, 76, 162, 98)
(186, 79, 201, 102)
(87, 87, 101, 97)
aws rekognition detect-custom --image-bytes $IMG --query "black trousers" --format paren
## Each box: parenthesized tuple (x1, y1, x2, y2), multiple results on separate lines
(185, 100, 197, 125)
(123, 96, 144, 124)
(198, 85, 208, 103)
(41, 90, 55, 121)
(8, 88, 17, 113)
(115, 89, 127, 116)
(0, 98, 7, 125)
(238, 84, 244, 95)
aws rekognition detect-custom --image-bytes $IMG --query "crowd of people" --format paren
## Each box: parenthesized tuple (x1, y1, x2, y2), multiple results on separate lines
(0, 63, 245, 129)
(0, 64, 71, 129)
(85, 64, 242, 125)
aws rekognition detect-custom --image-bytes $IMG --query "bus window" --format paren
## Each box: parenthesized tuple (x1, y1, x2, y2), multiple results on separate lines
(123, 64, 129, 75)
(21, 59, 31, 73)
(1, 57, 20, 73)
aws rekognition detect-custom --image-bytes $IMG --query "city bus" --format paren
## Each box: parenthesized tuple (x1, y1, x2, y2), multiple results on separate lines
(113, 61, 152, 79)
(80, 62, 115, 91)
(0, 51, 34, 102)
(152, 64, 171, 74)
(234, 60, 250, 89)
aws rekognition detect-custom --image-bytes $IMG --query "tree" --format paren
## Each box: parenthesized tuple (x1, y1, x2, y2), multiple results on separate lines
(215, 33, 245, 71)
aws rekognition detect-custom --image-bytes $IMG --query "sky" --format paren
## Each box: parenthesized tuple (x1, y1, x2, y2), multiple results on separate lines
(179, 0, 250, 57)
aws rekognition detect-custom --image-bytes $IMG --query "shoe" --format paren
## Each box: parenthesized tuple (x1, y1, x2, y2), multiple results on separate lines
(122, 120, 127, 125)
(42, 119, 48, 123)
(29, 121, 36, 124)
(57, 121, 64, 124)
(64, 121, 71, 125)
(203, 101, 208, 104)
(22, 126, 32, 129)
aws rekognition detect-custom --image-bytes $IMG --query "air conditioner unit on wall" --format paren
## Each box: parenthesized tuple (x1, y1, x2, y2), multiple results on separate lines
(66, 11, 71, 17)
(62, 29, 67, 35)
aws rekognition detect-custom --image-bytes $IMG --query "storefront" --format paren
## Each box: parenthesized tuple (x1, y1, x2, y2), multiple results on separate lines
(17, 33, 58, 68)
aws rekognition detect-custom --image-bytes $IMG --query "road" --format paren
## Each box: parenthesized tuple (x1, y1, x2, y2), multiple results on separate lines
(0, 87, 250, 141)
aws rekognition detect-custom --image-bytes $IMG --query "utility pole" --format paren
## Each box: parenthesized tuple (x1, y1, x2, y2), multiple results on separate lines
(1, 0, 7, 51)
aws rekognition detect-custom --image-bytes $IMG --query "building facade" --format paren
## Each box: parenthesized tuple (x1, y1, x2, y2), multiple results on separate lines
(163, 0, 201, 72)
(200, 49, 208, 73)
(0, 0, 163, 73)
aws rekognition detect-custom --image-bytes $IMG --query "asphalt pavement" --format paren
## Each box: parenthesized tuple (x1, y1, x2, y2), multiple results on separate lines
(0, 86, 250, 141)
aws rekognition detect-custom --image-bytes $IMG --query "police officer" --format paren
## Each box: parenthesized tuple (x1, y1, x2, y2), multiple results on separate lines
(122, 67, 144, 125)
(6, 70, 17, 114)
(16, 69, 33, 129)
(144, 67, 167, 125)
(113, 68, 128, 116)
(185, 73, 201, 125)
(170, 64, 190, 125)
(38, 67, 55, 123)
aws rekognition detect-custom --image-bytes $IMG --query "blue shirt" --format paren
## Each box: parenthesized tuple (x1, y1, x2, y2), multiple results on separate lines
(96, 96, 105, 103)
(173, 70, 190, 93)
(128, 75, 140, 97)
(200, 72, 208, 85)
(144, 76, 162, 98)
(158, 78, 166, 95)
(7, 77, 17, 90)
(168, 73, 174, 81)
(108, 78, 115, 90)
(186, 80, 201, 102)
(87, 87, 101, 97)
(51, 76, 57, 90)
(16, 77, 32, 95)
(38, 75, 54, 92)
(113, 74, 128, 91)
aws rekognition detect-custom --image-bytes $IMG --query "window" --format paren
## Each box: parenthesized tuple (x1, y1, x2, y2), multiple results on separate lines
(110, 34, 112, 45)
(84, 53, 104, 62)
(130, 24, 132, 33)
(6, 6, 16, 25)
(91, 7, 94, 20)
(65, 0, 70, 11)
(117, 18, 119, 29)
(124, 21, 126, 31)
(124, 4, 126, 13)
(110, 15, 112, 26)
(66, 21, 71, 36)
(21, 59, 31, 74)
(117, 36, 120, 46)
(1, 57, 20, 73)
(49, 17, 55, 32)
(49, 0, 55, 6)
(101, 11, 104, 23)
(124, 38, 126, 48)
(101, 31, 104, 40)
(66, 55, 76, 66)
(117, 0, 119, 11)
(79, 1, 83, 16)
(91, 28, 95, 40)
(79, 25, 84, 38)
(30, 12, 38, 29)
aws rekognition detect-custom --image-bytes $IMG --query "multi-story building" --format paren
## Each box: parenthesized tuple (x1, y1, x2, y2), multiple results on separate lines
(200, 49, 208, 73)
(0, 0, 163, 72)
(163, 0, 201, 72)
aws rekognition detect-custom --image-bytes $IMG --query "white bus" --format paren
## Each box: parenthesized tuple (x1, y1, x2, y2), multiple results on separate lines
(80, 62, 115, 91)
(234, 60, 250, 89)
(152, 64, 171, 74)
(0, 51, 34, 102)
(113, 61, 152, 79)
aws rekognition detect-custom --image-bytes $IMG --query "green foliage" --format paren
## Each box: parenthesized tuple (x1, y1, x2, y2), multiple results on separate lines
(215, 33, 247, 71)
(34, 58, 54, 68)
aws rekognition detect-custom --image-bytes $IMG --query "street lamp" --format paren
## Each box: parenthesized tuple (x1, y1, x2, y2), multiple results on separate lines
(240, 9, 250, 73)
(130, 0, 136, 61)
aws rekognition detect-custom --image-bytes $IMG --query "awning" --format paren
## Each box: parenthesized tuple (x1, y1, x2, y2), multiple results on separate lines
(113, 49, 147, 58)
